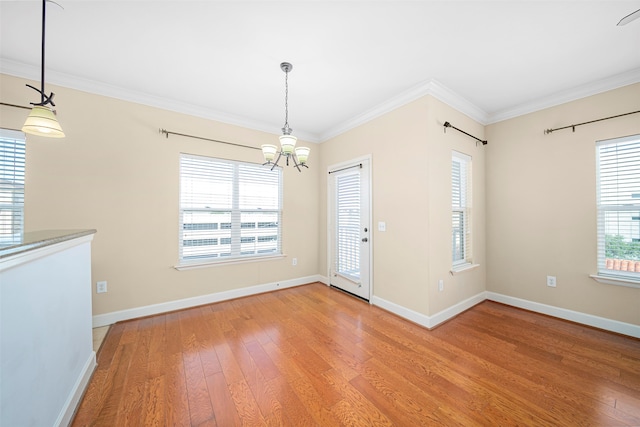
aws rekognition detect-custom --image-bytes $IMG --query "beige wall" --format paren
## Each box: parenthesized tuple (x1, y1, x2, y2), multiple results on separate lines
(486, 83, 640, 325)
(319, 95, 487, 317)
(0, 73, 319, 316)
(3, 69, 637, 327)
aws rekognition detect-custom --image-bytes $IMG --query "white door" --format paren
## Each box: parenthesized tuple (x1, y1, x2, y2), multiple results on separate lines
(328, 158, 371, 300)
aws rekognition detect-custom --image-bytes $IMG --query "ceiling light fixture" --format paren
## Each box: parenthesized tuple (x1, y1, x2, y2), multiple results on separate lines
(22, 0, 65, 138)
(262, 62, 309, 172)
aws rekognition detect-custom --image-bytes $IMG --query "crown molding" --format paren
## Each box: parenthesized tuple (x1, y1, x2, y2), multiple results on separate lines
(0, 59, 321, 143)
(319, 79, 490, 142)
(487, 68, 640, 124)
(4, 58, 638, 144)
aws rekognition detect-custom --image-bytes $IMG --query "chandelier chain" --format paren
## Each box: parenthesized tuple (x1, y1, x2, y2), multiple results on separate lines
(284, 69, 289, 130)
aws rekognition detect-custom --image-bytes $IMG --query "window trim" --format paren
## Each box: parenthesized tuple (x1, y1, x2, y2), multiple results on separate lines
(452, 150, 473, 271)
(594, 134, 640, 285)
(0, 129, 26, 246)
(177, 153, 283, 268)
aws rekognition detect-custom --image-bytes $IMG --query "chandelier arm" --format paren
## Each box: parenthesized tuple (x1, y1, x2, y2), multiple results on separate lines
(292, 154, 302, 172)
(270, 152, 282, 171)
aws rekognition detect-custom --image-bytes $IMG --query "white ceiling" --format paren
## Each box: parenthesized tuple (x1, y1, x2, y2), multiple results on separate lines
(1, 1, 640, 142)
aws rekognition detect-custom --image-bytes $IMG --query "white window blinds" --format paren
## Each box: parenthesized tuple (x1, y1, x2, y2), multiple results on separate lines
(179, 154, 282, 264)
(0, 129, 26, 245)
(596, 135, 640, 279)
(452, 151, 472, 266)
(336, 171, 361, 281)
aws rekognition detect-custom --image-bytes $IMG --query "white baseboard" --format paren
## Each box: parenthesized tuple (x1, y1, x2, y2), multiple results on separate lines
(92, 275, 323, 328)
(486, 292, 640, 339)
(371, 292, 486, 329)
(56, 351, 96, 427)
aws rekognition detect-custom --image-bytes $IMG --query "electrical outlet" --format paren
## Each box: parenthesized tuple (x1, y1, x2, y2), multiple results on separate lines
(378, 221, 386, 232)
(292, 258, 297, 266)
(97, 281, 107, 293)
(546, 276, 557, 287)
(438, 279, 444, 292)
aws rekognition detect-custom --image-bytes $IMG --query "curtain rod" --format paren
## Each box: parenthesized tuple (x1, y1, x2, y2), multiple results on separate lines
(544, 110, 640, 134)
(159, 128, 261, 151)
(328, 163, 362, 174)
(0, 102, 31, 110)
(443, 121, 487, 146)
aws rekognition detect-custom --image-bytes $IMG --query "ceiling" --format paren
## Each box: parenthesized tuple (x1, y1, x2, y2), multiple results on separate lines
(1, 1, 640, 143)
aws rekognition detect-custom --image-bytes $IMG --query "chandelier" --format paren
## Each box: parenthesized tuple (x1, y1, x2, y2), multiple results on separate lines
(22, 0, 65, 138)
(262, 62, 310, 172)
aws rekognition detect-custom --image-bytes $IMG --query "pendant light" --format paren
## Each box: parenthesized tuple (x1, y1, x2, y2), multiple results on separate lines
(262, 62, 310, 172)
(22, 0, 65, 138)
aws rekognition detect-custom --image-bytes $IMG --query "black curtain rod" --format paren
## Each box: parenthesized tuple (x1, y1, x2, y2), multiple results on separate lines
(443, 121, 487, 146)
(0, 102, 31, 110)
(159, 128, 261, 151)
(328, 163, 362, 174)
(544, 110, 640, 134)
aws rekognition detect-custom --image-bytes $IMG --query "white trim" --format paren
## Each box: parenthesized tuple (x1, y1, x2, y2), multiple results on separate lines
(0, 59, 321, 144)
(0, 234, 95, 272)
(450, 263, 480, 275)
(326, 155, 373, 301)
(175, 254, 286, 270)
(428, 292, 487, 328)
(320, 79, 489, 141)
(92, 275, 322, 327)
(55, 351, 96, 427)
(487, 68, 640, 124)
(589, 274, 640, 289)
(486, 292, 640, 339)
(371, 291, 486, 329)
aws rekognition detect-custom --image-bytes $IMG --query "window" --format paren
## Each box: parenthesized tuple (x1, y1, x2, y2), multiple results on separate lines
(0, 129, 26, 246)
(452, 151, 472, 268)
(179, 154, 282, 264)
(596, 134, 640, 281)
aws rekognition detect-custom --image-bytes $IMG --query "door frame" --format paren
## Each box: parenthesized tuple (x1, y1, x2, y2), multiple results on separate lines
(326, 155, 373, 302)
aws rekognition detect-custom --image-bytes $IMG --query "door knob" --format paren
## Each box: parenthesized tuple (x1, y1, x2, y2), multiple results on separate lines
(362, 237, 368, 242)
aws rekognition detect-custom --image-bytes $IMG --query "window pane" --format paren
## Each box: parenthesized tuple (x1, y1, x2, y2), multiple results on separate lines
(596, 135, 640, 278)
(452, 151, 472, 266)
(0, 130, 26, 245)
(336, 172, 360, 280)
(179, 154, 282, 263)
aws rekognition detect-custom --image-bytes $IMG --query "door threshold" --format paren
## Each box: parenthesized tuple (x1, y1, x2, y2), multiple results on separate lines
(329, 285, 369, 302)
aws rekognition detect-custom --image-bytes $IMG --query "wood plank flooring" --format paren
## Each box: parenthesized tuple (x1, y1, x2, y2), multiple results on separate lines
(72, 282, 640, 426)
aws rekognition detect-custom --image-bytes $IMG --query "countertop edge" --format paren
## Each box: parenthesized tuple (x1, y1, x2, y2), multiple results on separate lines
(0, 229, 97, 260)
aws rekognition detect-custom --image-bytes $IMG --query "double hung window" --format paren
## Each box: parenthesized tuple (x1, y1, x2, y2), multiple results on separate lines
(595, 135, 640, 282)
(179, 154, 282, 265)
(452, 151, 472, 268)
(0, 129, 26, 246)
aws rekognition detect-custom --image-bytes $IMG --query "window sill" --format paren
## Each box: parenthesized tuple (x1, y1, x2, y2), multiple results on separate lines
(589, 274, 640, 289)
(175, 254, 286, 271)
(450, 263, 480, 275)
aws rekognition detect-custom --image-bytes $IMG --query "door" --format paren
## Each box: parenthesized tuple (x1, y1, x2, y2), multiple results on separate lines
(328, 158, 371, 300)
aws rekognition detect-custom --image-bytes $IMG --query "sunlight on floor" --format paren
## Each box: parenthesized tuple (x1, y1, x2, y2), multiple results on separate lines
(92, 326, 109, 352)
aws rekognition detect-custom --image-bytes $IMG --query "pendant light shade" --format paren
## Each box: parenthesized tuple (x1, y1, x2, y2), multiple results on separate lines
(295, 146, 310, 164)
(279, 134, 297, 155)
(261, 144, 278, 162)
(23, 0, 65, 138)
(22, 105, 65, 138)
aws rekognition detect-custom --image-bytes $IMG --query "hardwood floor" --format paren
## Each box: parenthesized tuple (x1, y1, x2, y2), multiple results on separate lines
(72, 282, 640, 426)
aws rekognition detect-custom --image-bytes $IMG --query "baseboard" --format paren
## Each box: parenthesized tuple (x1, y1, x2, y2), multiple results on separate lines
(371, 291, 486, 329)
(92, 275, 323, 327)
(55, 351, 96, 427)
(486, 292, 640, 339)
